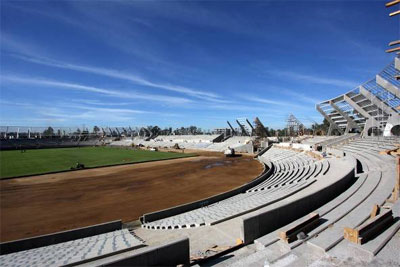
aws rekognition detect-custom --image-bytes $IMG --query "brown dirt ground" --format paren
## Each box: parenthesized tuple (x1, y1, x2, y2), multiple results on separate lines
(0, 153, 262, 242)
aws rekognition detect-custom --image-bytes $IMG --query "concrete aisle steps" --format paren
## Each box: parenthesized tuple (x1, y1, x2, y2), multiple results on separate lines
(307, 170, 395, 252)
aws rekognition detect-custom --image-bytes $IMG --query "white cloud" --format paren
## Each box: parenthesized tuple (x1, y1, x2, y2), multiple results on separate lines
(239, 95, 312, 110)
(282, 90, 322, 104)
(1, 75, 192, 105)
(11, 53, 221, 100)
(266, 69, 357, 88)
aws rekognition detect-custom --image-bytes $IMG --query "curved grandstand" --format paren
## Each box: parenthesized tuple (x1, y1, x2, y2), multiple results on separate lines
(0, 36, 400, 266)
(1, 58, 400, 265)
(1, 56, 399, 267)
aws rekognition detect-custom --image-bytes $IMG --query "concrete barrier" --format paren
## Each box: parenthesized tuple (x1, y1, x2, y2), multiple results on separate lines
(141, 160, 273, 223)
(241, 157, 356, 244)
(99, 237, 190, 266)
(256, 144, 272, 157)
(0, 220, 122, 255)
(231, 141, 254, 153)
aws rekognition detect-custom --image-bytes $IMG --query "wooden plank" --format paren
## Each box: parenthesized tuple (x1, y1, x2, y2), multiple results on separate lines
(370, 204, 380, 219)
(380, 148, 400, 155)
(279, 212, 320, 243)
(386, 46, 400, 53)
(389, 10, 400, 16)
(344, 209, 394, 245)
(390, 156, 400, 201)
(344, 227, 359, 243)
(345, 209, 393, 244)
(386, 0, 400, 7)
(389, 40, 400, 46)
(395, 157, 400, 201)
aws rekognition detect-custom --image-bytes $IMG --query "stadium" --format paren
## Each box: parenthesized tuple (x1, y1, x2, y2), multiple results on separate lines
(1, 1, 400, 267)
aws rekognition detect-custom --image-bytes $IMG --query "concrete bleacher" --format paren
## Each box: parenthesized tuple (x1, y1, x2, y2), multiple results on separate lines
(132, 134, 222, 150)
(300, 135, 338, 146)
(141, 147, 334, 230)
(205, 136, 254, 152)
(227, 136, 399, 266)
(108, 138, 134, 147)
(0, 229, 144, 267)
(130, 135, 255, 153)
(0, 221, 148, 267)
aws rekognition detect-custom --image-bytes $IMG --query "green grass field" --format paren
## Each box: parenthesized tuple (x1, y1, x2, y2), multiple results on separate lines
(0, 147, 195, 178)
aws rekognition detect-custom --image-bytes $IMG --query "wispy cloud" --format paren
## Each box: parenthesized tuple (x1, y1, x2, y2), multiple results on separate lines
(12, 53, 222, 100)
(70, 99, 132, 106)
(265, 69, 357, 88)
(0, 98, 178, 125)
(282, 90, 322, 104)
(1, 75, 192, 105)
(239, 95, 312, 110)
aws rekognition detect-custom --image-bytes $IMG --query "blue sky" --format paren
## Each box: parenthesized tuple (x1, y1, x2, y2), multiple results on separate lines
(0, 1, 397, 130)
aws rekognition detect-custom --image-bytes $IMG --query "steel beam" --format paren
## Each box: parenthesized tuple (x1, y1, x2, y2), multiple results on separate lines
(316, 104, 344, 135)
(227, 121, 236, 135)
(376, 75, 400, 99)
(360, 86, 396, 115)
(330, 101, 361, 133)
(236, 119, 249, 136)
(344, 94, 373, 119)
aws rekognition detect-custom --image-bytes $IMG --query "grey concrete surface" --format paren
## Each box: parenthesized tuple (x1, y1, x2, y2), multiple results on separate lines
(0, 220, 123, 255)
(0, 229, 144, 267)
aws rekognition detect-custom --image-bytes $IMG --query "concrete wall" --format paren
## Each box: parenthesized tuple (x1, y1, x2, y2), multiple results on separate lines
(141, 161, 273, 223)
(103, 237, 190, 266)
(241, 159, 355, 244)
(0, 220, 122, 255)
(231, 142, 254, 153)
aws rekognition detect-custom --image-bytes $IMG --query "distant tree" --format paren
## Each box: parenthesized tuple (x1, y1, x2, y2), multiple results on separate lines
(312, 119, 329, 135)
(93, 126, 100, 134)
(189, 126, 197, 135)
(150, 126, 161, 136)
(269, 128, 276, 137)
(43, 127, 54, 137)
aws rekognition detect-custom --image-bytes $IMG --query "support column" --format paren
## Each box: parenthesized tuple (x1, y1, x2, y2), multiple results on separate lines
(330, 101, 361, 134)
(316, 104, 344, 135)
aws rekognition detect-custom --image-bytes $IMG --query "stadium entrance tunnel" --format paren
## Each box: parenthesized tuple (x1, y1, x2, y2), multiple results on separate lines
(390, 125, 400, 136)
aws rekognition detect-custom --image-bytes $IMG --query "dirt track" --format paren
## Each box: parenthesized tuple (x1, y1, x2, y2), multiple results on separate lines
(0, 153, 262, 242)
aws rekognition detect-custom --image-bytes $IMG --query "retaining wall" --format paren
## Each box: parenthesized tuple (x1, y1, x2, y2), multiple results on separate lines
(100, 237, 190, 266)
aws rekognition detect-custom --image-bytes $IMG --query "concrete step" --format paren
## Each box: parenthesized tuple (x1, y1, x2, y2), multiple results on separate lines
(254, 173, 368, 251)
(348, 217, 400, 260)
(307, 170, 395, 252)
